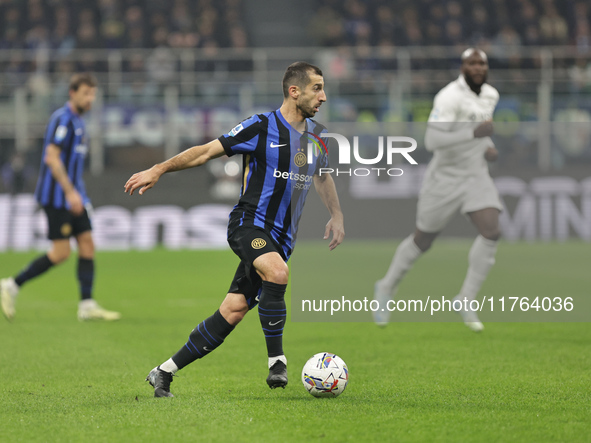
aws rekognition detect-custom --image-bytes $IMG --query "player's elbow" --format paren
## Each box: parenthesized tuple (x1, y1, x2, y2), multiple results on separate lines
(313, 174, 328, 186)
(195, 151, 215, 167)
(43, 151, 59, 167)
(191, 143, 223, 168)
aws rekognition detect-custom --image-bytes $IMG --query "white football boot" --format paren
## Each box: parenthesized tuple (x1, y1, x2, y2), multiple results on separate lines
(453, 295, 484, 332)
(372, 280, 393, 327)
(77, 299, 121, 321)
(1, 277, 19, 321)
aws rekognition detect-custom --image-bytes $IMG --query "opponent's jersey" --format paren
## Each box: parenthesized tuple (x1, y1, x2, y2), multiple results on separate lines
(35, 103, 90, 209)
(426, 75, 499, 179)
(219, 108, 330, 259)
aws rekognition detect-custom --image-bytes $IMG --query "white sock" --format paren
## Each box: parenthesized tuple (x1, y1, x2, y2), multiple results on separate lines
(268, 355, 287, 369)
(457, 235, 498, 302)
(160, 358, 179, 374)
(377, 234, 423, 294)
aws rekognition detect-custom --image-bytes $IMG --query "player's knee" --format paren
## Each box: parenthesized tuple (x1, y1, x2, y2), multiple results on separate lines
(266, 264, 289, 285)
(413, 235, 434, 252)
(49, 247, 71, 264)
(481, 229, 501, 242)
(223, 309, 247, 326)
(413, 229, 438, 252)
(76, 234, 95, 257)
(416, 240, 432, 252)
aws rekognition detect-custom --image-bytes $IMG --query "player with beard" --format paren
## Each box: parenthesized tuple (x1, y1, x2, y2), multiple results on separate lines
(373, 48, 501, 332)
(1, 73, 121, 322)
(125, 61, 344, 397)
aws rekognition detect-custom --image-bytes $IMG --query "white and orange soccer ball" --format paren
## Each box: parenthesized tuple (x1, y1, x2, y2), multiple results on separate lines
(301, 352, 348, 397)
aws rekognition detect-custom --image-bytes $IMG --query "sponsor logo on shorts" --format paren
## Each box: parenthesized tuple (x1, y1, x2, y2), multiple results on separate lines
(61, 223, 72, 236)
(251, 238, 266, 249)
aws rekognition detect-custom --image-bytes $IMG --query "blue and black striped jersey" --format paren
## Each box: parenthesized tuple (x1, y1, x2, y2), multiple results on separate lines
(219, 108, 330, 259)
(34, 103, 90, 210)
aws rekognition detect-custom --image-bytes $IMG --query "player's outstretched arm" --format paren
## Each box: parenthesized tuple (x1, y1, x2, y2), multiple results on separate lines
(313, 174, 345, 251)
(124, 140, 225, 196)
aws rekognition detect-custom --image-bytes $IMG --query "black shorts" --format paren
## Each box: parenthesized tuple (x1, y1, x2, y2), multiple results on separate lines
(227, 225, 285, 310)
(44, 206, 92, 240)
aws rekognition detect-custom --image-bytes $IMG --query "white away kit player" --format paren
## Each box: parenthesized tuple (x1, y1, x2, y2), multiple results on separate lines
(374, 48, 502, 331)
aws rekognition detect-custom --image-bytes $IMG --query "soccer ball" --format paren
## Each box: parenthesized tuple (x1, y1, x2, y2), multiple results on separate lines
(301, 352, 348, 397)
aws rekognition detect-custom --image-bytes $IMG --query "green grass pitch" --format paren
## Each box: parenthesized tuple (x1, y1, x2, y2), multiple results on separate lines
(1, 241, 589, 442)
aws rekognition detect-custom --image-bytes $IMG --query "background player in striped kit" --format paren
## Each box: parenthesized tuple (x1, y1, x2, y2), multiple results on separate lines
(1, 73, 120, 322)
(374, 48, 502, 332)
(125, 62, 344, 397)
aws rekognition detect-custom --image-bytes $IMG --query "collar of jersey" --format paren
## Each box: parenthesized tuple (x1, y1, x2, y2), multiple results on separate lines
(457, 75, 470, 91)
(457, 75, 487, 97)
(65, 102, 82, 121)
(276, 108, 307, 136)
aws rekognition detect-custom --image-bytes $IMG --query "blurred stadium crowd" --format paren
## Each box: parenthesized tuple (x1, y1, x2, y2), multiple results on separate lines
(313, 0, 589, 49)
(1, 0, 589, 51)
(0, 0, 589, 92)
(0, 0, 248, 51)
(0, 0, 590, 181)
(0, 0, 589, 97)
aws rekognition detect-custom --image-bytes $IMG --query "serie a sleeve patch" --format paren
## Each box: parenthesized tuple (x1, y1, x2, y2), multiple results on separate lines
(229, 123, 244, 137)
(54, 125, 68, 143)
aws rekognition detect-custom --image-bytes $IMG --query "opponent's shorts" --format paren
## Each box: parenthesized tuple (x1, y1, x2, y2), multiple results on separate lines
(227, 225, 286, 309)
(416, 174, 503, 233)
(43, 206, 92, 240)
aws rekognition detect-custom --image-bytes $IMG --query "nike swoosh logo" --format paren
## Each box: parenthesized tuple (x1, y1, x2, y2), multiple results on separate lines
(203, 347, 211, 352)
(255, 295, 260, 302)
(270, 143, 287, 148)
(269, 320, 283, 326)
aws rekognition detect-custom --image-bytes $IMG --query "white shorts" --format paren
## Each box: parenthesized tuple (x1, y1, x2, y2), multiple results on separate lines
(416, 173, 503, 233)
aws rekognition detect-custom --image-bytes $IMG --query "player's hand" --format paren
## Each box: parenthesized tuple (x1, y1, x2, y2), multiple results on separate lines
(474, 120, 494, 138)
(324, 214, 345, 251)
(66, 189, 84, 215)
(124, 165, 163, 196)
(484, 146, 498, 162)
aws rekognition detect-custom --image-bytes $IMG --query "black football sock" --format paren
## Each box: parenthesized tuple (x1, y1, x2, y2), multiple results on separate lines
(14, 254, 54, 287)
(77, 258, 94, 300)
(258, 281, 287, 358)
(171, 310, 235, 371)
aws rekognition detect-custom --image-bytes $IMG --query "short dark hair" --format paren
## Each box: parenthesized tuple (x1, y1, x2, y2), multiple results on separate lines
(282, 62, 323, 98)
(69, 73, 98, 91)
